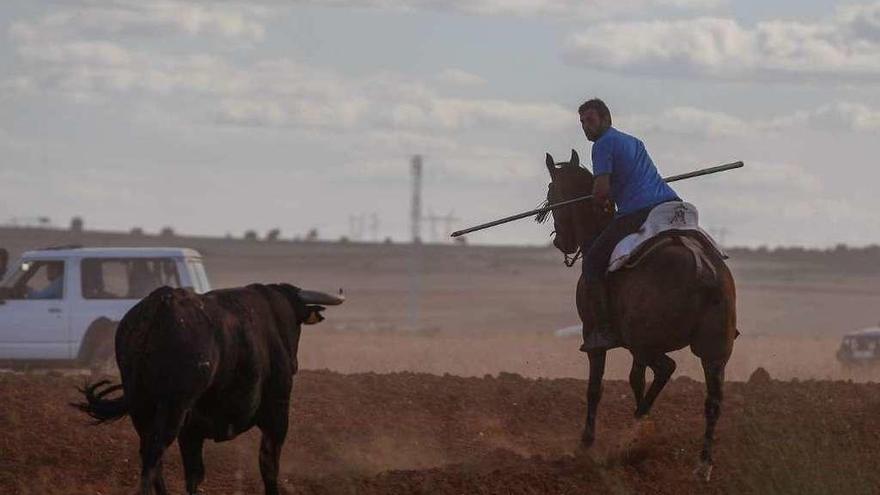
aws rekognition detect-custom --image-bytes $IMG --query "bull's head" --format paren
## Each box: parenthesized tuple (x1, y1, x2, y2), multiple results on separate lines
(268, 283, 345, 327)
(297, 289, 345, 324)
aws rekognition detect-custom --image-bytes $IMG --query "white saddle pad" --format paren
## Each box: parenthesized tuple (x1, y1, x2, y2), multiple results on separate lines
(608, 201, 726, 272)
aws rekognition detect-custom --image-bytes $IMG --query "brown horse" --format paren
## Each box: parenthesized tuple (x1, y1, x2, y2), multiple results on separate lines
(540, 150, 737, 480)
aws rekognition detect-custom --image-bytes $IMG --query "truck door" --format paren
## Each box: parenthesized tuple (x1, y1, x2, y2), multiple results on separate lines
(70, 257, 185, 359)
(0, 260, 70, 360)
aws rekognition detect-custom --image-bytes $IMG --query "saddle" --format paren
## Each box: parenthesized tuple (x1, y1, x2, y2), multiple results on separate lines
(608, 201, 727, 273)
(618, 231, 721, 280)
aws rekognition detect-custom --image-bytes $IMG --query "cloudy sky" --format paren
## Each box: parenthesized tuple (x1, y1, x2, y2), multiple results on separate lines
(1, 0, 879, 247)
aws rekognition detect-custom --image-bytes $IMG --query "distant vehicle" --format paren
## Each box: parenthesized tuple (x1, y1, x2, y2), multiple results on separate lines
(837, 325, 880, 366)
(554, 324, 582, 338)
(0, 247, 211, 369)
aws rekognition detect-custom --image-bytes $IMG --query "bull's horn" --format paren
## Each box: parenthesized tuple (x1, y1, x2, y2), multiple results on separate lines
(299, 289, 345, 306)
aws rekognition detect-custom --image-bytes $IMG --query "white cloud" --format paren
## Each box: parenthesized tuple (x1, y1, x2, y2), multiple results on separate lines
(624, 102, 880, 138)
(436, 68, 486, 86)
(291, 0, 724, 19)
(10, 19, 569, 134)
(9, 1, 268, 42)
(627, 106, 750, 137)
(565, 2, 880, 80)
(767, 102, 880, 132)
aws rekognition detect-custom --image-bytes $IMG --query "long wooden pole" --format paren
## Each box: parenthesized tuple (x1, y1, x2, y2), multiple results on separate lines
(450, 161, 743, 238)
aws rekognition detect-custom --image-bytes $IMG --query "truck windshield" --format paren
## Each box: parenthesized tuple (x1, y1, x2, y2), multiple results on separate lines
(81, 258, 181, 299)
(0, 260, 65, 300)
(186, 259, 211, 293)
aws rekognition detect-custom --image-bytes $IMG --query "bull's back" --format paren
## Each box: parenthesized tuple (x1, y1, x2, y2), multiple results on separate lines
(116, 287, 220, 405)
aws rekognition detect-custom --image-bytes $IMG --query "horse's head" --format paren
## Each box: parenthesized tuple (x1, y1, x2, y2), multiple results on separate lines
(537, 150, 611, 256)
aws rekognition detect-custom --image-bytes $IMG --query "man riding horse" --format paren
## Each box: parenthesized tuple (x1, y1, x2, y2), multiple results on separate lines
(578, 98, 682, 351)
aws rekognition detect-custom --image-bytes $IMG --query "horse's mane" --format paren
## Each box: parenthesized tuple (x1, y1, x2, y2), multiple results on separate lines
(535, 199, 551, 224)
(535, 163, 592, 225)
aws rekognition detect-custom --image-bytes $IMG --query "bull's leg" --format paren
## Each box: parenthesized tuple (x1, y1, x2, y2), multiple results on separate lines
(257, 409, 290, 495)
(697, 358, 725, 481)
(580, 349, 607, 448)
(628, 360, 647, 416)
(178, 426, 206, 495)
(152, 460, 168, 495)
(635, 354, 676, 418)
(139, 434, 170, 495)
(137, 402, 183, 495)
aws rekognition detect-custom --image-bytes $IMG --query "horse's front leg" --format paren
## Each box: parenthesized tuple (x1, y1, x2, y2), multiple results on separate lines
(581, 349, 607, 448)
(628, 359, 646, 416)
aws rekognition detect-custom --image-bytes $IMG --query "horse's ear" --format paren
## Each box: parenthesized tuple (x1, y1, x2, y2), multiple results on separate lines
(545, 153, 555, 175)
(570, 149, 580, 167)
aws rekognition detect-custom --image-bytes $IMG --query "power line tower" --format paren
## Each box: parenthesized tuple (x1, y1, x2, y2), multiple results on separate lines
(410, 155, 423, 244)
(408, 155, 424, 331)
(369, 213, 380, 242)
(441, 210, 460, 240)
(426, 209, 439, 242)
(423, 210, 460, 243)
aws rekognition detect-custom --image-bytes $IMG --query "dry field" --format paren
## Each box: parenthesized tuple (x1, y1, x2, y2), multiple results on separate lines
(2, 226, 878, 381)
(2, 227, 880, 494)
(2, 370, 880, 494)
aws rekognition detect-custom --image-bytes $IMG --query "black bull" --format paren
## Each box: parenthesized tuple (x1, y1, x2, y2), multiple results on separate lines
(74, 283, 344, 495)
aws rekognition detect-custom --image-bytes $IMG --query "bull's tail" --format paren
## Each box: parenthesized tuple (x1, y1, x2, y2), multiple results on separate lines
(72, 380, 128, 424)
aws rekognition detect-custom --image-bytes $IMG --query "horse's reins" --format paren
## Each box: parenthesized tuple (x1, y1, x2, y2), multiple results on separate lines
(564, 248, 582, 267)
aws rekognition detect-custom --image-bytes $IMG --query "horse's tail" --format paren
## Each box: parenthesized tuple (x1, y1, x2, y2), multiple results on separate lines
(72, 380, 128, 423)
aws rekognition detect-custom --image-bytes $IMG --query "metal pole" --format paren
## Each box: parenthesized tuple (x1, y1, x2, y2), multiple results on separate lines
(450, 161, 743, 238)
(409, 156, 423, 331)
(411, 155, 423, 243)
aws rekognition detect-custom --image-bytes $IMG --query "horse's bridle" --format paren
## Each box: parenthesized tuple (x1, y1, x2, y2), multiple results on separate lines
(563, 247, 582, 267)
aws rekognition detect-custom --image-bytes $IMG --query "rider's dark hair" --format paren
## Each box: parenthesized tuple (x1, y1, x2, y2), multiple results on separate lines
(578, 98, 612, 126)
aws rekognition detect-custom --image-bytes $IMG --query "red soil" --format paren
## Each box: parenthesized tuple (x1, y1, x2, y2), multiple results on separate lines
(2, 370, 879, 494)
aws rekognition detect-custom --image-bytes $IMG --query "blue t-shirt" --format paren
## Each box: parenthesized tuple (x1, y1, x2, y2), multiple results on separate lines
(591, 127, 679, 216)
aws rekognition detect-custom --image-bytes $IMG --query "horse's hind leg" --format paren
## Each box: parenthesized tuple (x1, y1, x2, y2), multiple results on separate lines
(697, 358, 725, 481)
(580, 349, 607, 448)
(634, 354, 676, 418)
(628, 360, 646, 416)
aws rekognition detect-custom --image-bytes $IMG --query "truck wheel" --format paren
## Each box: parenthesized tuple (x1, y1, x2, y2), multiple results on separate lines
(88, 340, 117, 375)
(79, 317, 118, 375)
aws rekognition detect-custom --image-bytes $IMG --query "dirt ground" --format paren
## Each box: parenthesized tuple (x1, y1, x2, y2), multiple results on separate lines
(2, 370, 879, 495)
(3, 228, 880, 493)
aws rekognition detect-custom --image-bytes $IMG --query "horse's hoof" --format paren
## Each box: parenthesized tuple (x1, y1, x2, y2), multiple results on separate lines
(632, 417, 656, 445)
(693, 461, 713, 482)
(578, 433, 595, 453)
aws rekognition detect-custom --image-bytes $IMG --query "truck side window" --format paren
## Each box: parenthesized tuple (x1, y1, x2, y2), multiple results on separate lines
(82, 258, 181, 300)
(6, 261, 65, 300)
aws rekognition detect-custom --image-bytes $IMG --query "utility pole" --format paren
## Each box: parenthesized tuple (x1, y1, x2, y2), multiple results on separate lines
(408, 155, 423, 331)
(369, 213, 380, 242)
(410, 155, 423, 244)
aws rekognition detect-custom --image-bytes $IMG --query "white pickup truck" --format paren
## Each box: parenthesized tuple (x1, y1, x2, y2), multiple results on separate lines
(0, 246, 211, 368)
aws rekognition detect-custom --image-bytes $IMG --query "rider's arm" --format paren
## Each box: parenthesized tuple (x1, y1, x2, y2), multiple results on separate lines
(591, 136, 613, 211)
(592, 174, 612, 211)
